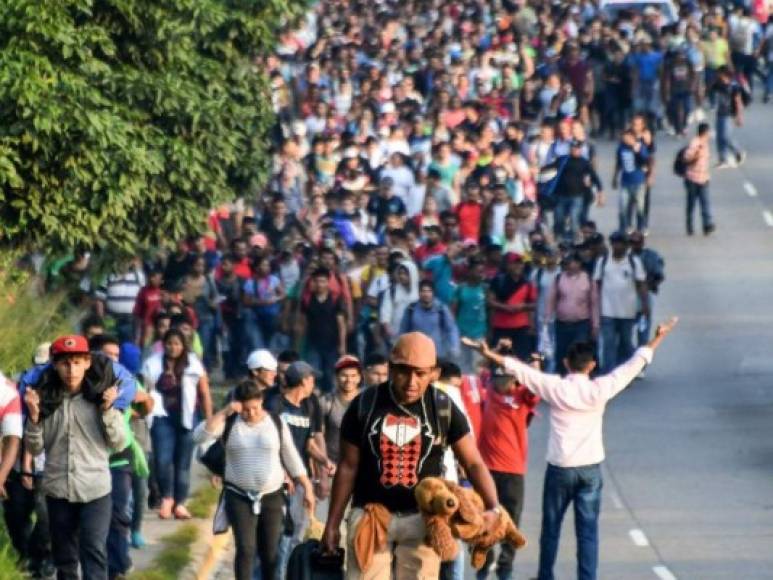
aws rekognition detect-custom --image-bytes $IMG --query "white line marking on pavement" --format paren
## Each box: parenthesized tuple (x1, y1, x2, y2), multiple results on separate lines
(744, 181, 758, 197)
(653, 565, 678, 580)
(609, 490, 624, 509)
(629, 528, 650, 547)
(763, 210, 773, 227)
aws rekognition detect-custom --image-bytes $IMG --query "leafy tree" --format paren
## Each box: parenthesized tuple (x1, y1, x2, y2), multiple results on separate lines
(0, 0, 306, 258)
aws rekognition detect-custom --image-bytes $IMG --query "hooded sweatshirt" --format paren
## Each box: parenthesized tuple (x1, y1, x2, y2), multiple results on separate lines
(378, 259, 419, 338)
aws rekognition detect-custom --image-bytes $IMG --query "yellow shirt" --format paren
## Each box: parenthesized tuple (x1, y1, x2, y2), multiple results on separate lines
(702, 39, 729, 68)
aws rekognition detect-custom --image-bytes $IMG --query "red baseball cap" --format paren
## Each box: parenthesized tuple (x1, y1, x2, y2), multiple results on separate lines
(504, 252, 524, 264)
(50, 335, 90, 357)
(335, 355, 361, 372)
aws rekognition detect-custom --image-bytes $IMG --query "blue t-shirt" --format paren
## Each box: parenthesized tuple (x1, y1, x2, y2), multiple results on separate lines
(243, 275, 282, 316)
(630, 51, 663, 83)
(616, 143, 649, 187)
(423, 255, 456, 304)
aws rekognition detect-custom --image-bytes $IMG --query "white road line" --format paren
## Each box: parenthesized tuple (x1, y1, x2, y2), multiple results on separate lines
(609, 490, 624, 509)
(744, 181, 758, 197)
(628, 528, 650, 547)
(653, 564, 678, 580)
(763, 210, 773, 227)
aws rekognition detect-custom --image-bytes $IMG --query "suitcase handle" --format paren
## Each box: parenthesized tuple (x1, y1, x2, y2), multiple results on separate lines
(312, 546, 345, 569)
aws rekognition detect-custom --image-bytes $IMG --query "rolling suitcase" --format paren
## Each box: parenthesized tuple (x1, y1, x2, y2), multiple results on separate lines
(286, 539, 345, 580)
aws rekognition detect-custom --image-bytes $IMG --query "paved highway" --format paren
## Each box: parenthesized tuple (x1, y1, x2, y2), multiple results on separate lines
(207, 105, 773, 580)
(498, 103, 773, 580)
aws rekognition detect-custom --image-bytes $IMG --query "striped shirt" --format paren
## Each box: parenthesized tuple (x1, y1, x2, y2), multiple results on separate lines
(95, 269, 146, 316)
(197, 414, 306, 494)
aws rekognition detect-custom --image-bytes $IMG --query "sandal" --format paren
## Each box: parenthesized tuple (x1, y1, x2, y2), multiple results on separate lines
(158, 498, 174, 520)
(173, 504, 192, 520)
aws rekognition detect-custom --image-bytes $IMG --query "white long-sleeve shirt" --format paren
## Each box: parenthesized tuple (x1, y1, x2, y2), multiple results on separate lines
(502, 347, 653, 468)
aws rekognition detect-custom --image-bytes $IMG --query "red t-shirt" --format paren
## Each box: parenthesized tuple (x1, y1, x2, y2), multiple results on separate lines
(215, 257, 252, 281)
(414, 242, 447, 264)
(133, 286, 162, 326)
(478, 384, 539, 475)
(459, 375, 485, 441)
(491, 282, 537, 330)
(455, 201, 482, 241)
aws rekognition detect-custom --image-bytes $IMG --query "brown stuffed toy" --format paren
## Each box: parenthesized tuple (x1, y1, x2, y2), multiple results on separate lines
(414, 477, 527, 568)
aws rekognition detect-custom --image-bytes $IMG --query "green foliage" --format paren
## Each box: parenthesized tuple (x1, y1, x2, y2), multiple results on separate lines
(129, 523, 199, 580)
(0, 521, 26, 580)
(187, 480, 220, 519)
(0, 0, 307, 259)
(0, 267, 71, 375)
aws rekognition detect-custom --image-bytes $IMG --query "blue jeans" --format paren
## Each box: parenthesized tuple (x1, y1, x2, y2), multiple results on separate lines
(222, 316, 244, 379)
(197, 317, 217, 371)
(554, 319, 592, 375)
(538, 464, 602, 580)
(553, 196, 584, 242)
(47, 494, 112, 580)
(600, 317, 635, 374)
(243, 308, 280, 352)
(107, 467, 132, 578)
(684, 179, 713, 233)
(618, 182, 647, 232)
(766, 62, 773, 97)
(150, 417, 195, 504)
(668, 91, 692, 134)
(636, 292, 654, 347)
(306, 344, 339, 393)
(716, 113, 742, 163)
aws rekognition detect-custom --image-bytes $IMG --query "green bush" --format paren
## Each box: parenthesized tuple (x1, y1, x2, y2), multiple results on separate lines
(0, 0, 308, 260)
(0, 268, 71, 375)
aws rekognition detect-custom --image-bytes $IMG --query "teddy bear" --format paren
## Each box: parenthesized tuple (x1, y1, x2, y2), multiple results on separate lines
(414, 477, 528, 568)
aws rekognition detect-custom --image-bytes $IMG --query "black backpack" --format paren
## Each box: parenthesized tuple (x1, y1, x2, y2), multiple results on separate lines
(357, 383, 454, 446)
(673, 146, 690, 177)
(199, 412, 284, 478)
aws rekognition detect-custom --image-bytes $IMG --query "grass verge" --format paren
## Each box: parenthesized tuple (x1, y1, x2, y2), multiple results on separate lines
(187, 482, 220, 519)
(0, 524, 25, 580)
(128, 524, 199, 580)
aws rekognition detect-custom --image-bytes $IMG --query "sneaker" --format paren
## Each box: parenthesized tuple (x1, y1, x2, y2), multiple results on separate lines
(715, 161, 732, 170)
(704, 224, 716, 236)
(736, 151, 747, 165)
(131, 531, 146, 549)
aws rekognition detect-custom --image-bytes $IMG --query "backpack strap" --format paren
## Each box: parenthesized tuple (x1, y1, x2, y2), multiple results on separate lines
(221, 412, 239, 446)
(432, 386, 453, 447)
(269, 412, 284, 460)
(357, 384, 380, 442)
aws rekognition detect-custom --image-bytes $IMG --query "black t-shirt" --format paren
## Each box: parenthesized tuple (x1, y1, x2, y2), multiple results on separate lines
(264, 388, 322, 468)
(302, 293, 344, 348)
(340, 383, 469, 513)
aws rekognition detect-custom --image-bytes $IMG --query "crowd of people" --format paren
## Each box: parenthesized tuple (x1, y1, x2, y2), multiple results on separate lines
(0, 0, 766, 578)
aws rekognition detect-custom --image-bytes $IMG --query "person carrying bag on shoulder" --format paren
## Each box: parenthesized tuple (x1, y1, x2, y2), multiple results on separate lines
(194, 380, 314, 580)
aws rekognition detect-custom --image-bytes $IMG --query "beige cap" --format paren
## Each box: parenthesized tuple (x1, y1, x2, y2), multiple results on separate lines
(390, 332, 437, 369)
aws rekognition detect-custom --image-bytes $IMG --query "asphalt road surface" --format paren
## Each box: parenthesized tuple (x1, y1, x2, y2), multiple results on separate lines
(207, 105, 773, 580)
(481, 103, 773, 580)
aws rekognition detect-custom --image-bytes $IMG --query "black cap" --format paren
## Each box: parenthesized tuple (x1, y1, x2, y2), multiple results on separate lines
(284, 361, 319, 387)
(570, 139, 585, 148)
(609, 231, 629, 244)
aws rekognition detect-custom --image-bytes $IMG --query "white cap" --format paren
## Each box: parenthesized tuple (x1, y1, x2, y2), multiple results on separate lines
(246, 349, 277, 371)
